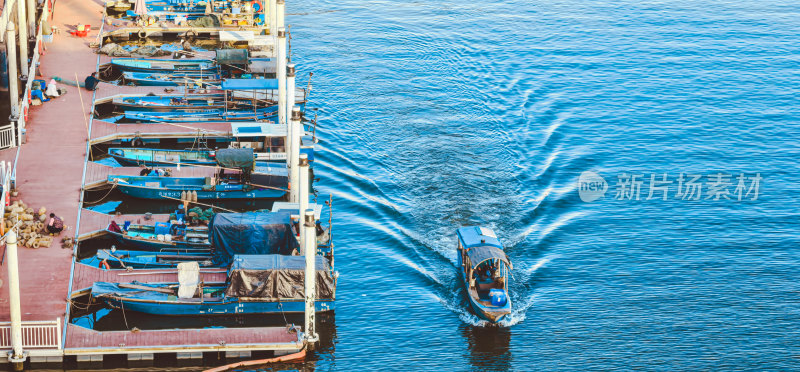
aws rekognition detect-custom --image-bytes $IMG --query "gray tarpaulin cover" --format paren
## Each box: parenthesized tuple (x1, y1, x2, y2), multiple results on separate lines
(225, 254, 335, 299)
(215, 148, 254, 171)
(209, 212, 298, 265)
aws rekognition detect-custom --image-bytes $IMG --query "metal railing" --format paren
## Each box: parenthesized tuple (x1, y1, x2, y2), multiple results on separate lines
(0, 319, 62, 349)
(0, 126, 16, 149)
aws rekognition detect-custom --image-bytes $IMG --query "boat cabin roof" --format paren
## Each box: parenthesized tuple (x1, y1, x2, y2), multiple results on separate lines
(231, 123, 287, 137)
(230, 254, 330, 271)
(271, 202, 323, 220)
(221, 78, 279, 90)
(457, 226, 502, 249)
(457, 226, 511, 270)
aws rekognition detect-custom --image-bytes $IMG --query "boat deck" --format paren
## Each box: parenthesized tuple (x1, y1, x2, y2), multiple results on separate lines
(83, 161, 217, 189)
(70, 263, 226, 293)
(78, 209, 171, 241)
(90, 119, 235, 144)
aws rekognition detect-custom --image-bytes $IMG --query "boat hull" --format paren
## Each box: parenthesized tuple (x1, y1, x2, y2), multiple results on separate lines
(98, 296, 335, 315)
(115, 182, 286, 200)
(106, 229, 211, 252)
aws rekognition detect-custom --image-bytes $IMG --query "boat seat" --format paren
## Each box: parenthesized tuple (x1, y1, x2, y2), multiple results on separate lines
(177, 261, 200, 299)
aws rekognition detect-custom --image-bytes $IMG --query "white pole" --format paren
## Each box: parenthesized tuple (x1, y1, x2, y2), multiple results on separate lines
(26, 0, 35, 36)
(6, 23, 19, 121)
(298, 153, 309, 230)
(276, 0, 285, 30)
(42, 0, 48, 25)
(268, 0, 277, 41)
(16, 0, 29, 78)
(286, 64, 295, 176)
(6, 229, 27, 367)
(277, 28, 286, 128)
(302, 209, 319, 345)
(289, 107, 301, 203)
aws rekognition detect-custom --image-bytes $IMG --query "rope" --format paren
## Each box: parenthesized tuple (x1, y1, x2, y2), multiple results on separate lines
(82, 183, 117, 205)
(120, 298, 130, 330)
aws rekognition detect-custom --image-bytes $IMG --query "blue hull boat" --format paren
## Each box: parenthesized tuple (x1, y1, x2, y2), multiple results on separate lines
(108, 147, 218, 167)
(84, 249, 214, 269)
(112, 109, 278, 123)
(109, 174, 287, 200)
(111, 58, 216, 73)
(121, 72, 222, 87)
(91, 254, 337, 316)
(106, 222, 211, 251)
(456, 226, 513, 323)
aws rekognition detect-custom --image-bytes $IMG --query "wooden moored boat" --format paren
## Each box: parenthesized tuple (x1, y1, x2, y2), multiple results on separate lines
(121, 71, 222, 87)
(109, 173, 287, 200)
(90, 254, 336, 315)
(106, 123, 313, 166)
(111, 58, 216, 73)
(106, 220, 212, 251)
(456, 226, 513, 323)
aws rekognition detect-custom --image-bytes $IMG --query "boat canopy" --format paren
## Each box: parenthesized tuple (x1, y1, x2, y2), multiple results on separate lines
(225, 254, 335, 299)
(457, 226, 511, 269)
(215, 148, 254, 171)
(208, 212, 298, 265)
(221, 78, 279, 90)
(215, 49, 249, 65)
(466, 245, 511, 270)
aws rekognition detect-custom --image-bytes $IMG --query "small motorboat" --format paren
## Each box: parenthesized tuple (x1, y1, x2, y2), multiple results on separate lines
(106, 220, 212, 251)
(106, 123, 314, 166)
(90, 254, 336, 315)
(110, 58, 216, 73)
(121, 71, 222, 87)
(109, 171, 287, 200)
(456, 226, 513, 323)
(86, 249, 214, 269)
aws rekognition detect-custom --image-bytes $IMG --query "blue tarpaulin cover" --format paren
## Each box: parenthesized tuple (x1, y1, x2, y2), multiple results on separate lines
(208, 212, 298, 265)
(215, 148, 254, 171)
(221, 78, 279, 90)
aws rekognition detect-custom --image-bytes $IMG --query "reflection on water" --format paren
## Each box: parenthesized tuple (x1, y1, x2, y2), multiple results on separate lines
(461, 324, 512, 371)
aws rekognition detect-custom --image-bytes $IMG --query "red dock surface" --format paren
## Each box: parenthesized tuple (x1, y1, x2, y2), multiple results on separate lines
(0, 0, 103, 323)
(65, 323, 302, 354)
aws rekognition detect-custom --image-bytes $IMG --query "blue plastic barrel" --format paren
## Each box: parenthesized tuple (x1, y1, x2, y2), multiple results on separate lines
(489, 289, 507, 306)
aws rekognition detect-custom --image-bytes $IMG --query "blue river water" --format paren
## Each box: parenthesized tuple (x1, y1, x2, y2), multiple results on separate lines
(286, 0, 799, 370)
(78, 0, 799, 370)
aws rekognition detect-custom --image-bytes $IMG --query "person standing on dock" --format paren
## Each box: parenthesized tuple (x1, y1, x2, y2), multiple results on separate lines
(46, 213, 64, 235)
(84, 72, 100, 91)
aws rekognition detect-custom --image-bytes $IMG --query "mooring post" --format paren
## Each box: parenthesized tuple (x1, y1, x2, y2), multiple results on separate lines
(302, 209, 319, 345)
(298, 153, 309, 230)
(6, 23, 19, 123)
(6, 229, 27, 369)
(268, 0, 277, 39)
(289, 107, 301, 203)
(277, 28, 286, 127)
(276, 0, 285, 31)
(16, 0, 29, 79)
(286, 64, 296, 162)
(26, 0, 35, 37)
